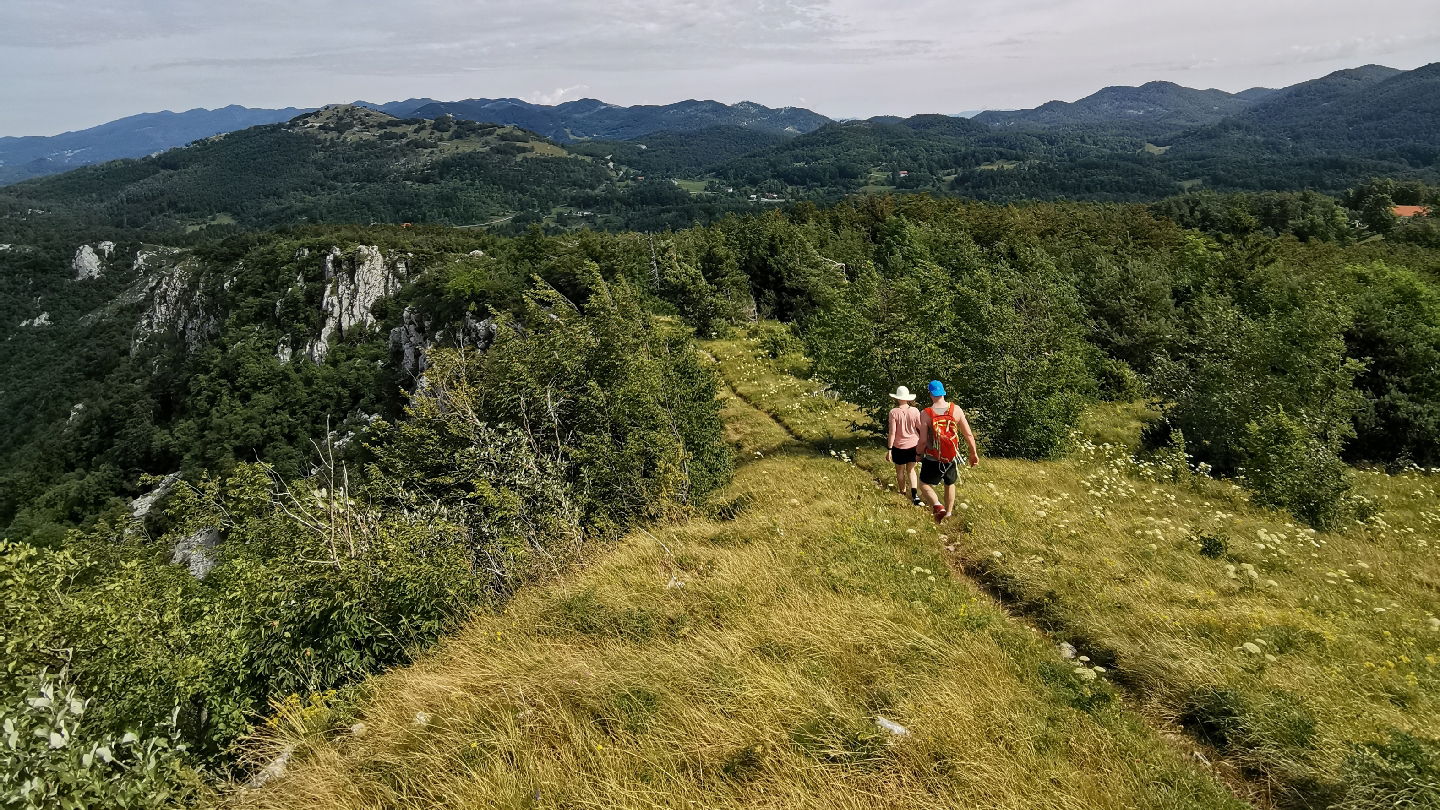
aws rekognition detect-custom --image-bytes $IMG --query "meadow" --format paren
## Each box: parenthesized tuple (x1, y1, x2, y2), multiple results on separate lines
(229, 362, 1249, 809)
(705, 331, 1440, 808)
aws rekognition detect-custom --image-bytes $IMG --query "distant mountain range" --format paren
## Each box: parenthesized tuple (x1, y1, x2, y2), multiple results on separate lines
(2, 62, 1435, 213)
(0, 105, 641, 234)
(0, 98, 831, 185)
(391, 98, 831, 142)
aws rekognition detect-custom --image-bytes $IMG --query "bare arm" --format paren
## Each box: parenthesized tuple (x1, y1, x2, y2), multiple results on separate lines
(957, 408, 979, 467)
(916, 409, 930, 459)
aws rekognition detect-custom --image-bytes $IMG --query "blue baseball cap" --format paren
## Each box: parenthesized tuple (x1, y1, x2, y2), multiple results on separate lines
(928, 379, 946, 397)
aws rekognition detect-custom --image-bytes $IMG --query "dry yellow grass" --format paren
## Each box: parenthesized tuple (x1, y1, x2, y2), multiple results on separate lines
(228, 368, 1242, 809)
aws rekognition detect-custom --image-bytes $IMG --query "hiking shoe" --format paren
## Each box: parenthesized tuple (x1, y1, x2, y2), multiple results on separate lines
(932, 504, 946, 524)
(911, 496, 923, 507)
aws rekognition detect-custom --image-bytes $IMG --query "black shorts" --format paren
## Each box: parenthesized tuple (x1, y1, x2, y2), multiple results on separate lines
(889, 446, 917, 464)
(920, 457, 959, 486)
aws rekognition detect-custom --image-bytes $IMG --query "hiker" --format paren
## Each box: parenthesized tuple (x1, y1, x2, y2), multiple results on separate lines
(917, 380, 979, 524)
(886, 386, 923, 506)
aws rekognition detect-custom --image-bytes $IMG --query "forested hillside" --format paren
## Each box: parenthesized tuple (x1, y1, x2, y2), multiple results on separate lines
(0, 106, 315, 185)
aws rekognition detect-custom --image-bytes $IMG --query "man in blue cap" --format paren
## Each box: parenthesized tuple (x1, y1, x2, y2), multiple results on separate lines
(916, 379, 979, 523)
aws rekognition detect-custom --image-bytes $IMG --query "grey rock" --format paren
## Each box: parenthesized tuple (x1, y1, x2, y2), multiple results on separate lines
(171, 527, 220, 580)
(245, 744, 295, 789)
(71, 245, 103, 280)
(133, 259, 215, 353)
(307, 245, 402, 363)
(389, 305, 430, 379)
(130, 473, 181, 520)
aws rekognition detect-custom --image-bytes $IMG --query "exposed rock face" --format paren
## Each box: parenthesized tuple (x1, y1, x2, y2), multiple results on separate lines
(134, 259, 216, 352)
(19, 312, 51, 327)
(446, 312, 498, 351)
(171, 527, 221, 580)
(132, 246, 178, 273)
(389, 305, 430, 379)
(389, 307, 498, 382)
(130, 472, 182, 520)
(72, 244, 104, 280)
(306, 246, 404, 363)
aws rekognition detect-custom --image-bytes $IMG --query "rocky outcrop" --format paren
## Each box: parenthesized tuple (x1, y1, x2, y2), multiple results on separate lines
(171, 527, 220, 580)
(130, 472, 181, 520)
(72, 245, 103, 280)
(134, 258, 215, 352)
(19, 312, 51, 327)
(389, 307, 498, 382)
(389, 306, 430, 379)
(306, 246, 405, 363)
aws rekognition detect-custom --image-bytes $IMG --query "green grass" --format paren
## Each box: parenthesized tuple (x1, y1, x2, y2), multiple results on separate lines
(707, 335, 1440, 808)
(231, 356, 1245, 809)
(672, 179, 710, 194)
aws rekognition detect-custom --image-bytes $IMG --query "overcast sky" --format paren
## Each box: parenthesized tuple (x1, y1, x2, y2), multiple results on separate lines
(3, 0, 1438, 136)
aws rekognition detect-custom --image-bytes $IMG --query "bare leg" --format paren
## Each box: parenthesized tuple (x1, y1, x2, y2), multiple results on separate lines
(944, 483, 957, 515)
(919, 483, 941, 508)
(894, 463, 906, 497)
(907, 463, 919, 494)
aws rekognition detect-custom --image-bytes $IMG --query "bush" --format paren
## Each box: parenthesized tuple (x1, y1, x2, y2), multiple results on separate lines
(1239, 409, 1356, 529)
(0, 673, 203, 808)
(1337, 731, 1440, 810)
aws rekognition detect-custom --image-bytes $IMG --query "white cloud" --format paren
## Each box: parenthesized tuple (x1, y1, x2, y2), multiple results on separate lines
(524, 85, 590, 105)
(1, 0, 1436, 133)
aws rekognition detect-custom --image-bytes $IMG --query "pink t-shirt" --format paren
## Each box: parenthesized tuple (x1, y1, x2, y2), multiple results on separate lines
(887, 405, 922, 449)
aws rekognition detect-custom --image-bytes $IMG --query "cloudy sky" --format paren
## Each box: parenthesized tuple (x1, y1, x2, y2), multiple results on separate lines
(3, 0, 1438, 135)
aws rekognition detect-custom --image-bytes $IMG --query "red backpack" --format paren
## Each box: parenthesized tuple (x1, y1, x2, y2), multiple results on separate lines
(924, 405, 962, 463)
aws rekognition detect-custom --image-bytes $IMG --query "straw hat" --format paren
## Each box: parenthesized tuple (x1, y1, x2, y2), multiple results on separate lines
(889, 385, 916, 401)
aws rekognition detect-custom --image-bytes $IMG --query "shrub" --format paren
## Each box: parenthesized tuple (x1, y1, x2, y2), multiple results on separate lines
(1238, 409, 1356, 529)
(0, 673, 203, 808)
(1195, 532, 1229, 559)
(1337, 731, 1440, 810)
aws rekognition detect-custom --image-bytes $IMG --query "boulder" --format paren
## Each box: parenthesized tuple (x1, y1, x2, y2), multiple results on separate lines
(171, 527, 221, 580)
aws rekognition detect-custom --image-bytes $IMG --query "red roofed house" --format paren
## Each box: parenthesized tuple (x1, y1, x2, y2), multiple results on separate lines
(1393, 205, 1431, 218)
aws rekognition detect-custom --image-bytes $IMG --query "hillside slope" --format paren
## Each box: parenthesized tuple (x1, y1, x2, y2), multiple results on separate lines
(231, 365, 1244, 810)
(703, 336, 1440, 809)
(975, 81, 1254, 132)
(0, 105, 613, 233)
(0, 105, 316, 185)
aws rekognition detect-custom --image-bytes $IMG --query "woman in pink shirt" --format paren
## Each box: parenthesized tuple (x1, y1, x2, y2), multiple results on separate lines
(886, 386, 923, 506)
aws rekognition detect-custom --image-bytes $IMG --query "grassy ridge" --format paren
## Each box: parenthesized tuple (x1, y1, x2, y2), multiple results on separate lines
(232, 369, 1241, 808)
(708, 333, 1440, 807)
